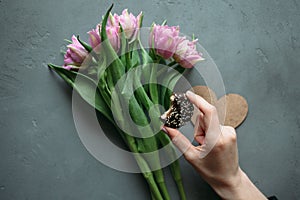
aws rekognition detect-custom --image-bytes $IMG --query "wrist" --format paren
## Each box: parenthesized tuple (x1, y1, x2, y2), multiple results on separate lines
(212, 168, 244, 200)
(211, 169, 267, 200)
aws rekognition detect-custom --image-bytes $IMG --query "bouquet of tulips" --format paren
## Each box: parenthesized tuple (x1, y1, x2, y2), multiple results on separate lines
(48, 4, 203, 200)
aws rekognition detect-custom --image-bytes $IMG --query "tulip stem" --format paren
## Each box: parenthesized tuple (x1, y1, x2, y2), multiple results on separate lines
(150, 191, 156, 200)
(149, 63, 159, 104)
(123, 134, 163, 200)
(157, 66, 168, 77)
(97, 62, 164, 200)
(157, 131, 187, 200)
(130, 69, 171, 200)
(168, 60, 177, 67)
(159, 70, 179, 108)
(114, 116, 164, 200)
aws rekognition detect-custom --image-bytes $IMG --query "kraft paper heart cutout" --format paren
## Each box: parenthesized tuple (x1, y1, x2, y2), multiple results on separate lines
(190, 86, 248, 128)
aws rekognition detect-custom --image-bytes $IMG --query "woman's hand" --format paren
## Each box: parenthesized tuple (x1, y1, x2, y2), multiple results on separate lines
(163, 91, 267, 200)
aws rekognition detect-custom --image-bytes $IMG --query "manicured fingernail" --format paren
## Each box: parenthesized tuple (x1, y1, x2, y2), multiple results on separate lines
(186, 90, 195, 98)
(161, 126, 168, 134)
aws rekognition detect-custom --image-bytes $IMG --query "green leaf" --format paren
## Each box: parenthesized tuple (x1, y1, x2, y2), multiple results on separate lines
(76, 35, 92, 52)
(161, 20, 167, 26)
(100, 4, 114, 41)
(119, 24, 127, 67)
(130, 41, 140, 68)
(149, 63, 159, 104)
(48, 64, 114, 123)
(138, 39, 153, 65)
(136, 39, 153, 93)
(160, 67, 186, 108)
(100, 3, 125, 86)
(138, 13, 144, 29)
(64, 39, 72, 43)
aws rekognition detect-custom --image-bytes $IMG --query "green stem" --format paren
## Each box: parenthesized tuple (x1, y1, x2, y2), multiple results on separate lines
(125, 43, 132, 71)
(133, 66, 187, 200)
(157, 66, 168, 77)
(131, 69, 170, 200)
(100, 4, 125, 86)
(158, 131, 187, 200)
(160, 67, 186, 109)
(149, 63, 159, 104)
(103, 67, 169, 200)
(129, 97, 170, 200)
(159, 71, 178, 108)
(122, 133, 163, 200)
(176, 180, 187, 200)
(150, 191, 156, 200)
(156, 179, 170, 200)
(95, 58, 164, 200)
(168, 60, 177, 67)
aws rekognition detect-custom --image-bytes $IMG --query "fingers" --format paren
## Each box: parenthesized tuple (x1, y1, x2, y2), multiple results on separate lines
(163, 126, 195, 156)
(186, 91, 223, 158)
(194, 115, 206, 145)
(186, 91, 216, 115)
(221, 125, 237, 140)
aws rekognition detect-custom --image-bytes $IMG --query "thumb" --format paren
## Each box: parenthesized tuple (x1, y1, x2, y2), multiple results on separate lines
(163, 126, 195, 156)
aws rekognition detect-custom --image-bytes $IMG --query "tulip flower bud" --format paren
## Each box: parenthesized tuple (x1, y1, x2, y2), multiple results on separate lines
(106, 26, 120, 52)
(63, 35, 88, 70)
(87, 28, 101, 53)
(174, 37, 204, 68)
(118, 9, 142, 42)
(149, 25, 180, 59)
(107, 13, 119, 27)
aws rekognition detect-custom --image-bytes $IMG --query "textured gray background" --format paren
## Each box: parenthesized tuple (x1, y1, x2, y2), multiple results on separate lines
(1, 0, 300, 199)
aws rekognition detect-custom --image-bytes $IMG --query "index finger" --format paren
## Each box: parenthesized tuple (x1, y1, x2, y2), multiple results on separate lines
(163, 126, 197, 160)
(186, 91, 215, 115)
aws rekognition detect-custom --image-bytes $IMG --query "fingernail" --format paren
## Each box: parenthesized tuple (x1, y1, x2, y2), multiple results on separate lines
(161, 126, 168, 134)
(186, 90, 195, 98)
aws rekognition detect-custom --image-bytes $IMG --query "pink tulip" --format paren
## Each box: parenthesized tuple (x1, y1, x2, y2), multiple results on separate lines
(87, 24, 120, 53)
(149, 25, 180, 59)
(87, 27, 101, 53)
(87, 9, 141, 53)
(107, 13, 119, 27)
(173, 37, 204, 68)
(118, 9, 142, 42)
(106, 25, 120, 52)
(63, 35, 88, 70)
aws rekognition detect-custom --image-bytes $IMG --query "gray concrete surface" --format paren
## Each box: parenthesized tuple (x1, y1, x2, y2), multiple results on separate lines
(1, 0, 300, 199)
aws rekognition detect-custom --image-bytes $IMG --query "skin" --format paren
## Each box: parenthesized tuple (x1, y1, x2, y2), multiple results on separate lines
(163, 91, 267, 200)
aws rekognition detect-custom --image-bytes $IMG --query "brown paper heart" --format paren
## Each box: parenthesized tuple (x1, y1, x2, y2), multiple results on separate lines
(191, 86, 248, 128)
(191, 85, 218, 105)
